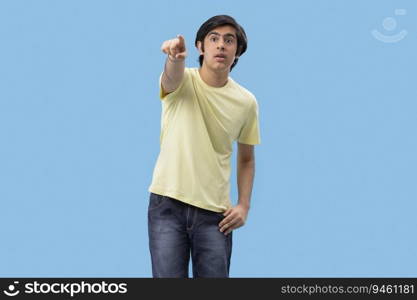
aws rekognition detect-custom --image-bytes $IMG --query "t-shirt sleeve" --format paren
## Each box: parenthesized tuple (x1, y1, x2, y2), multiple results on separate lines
(159, 68, 189, 101)
(237, 98, 261, 145)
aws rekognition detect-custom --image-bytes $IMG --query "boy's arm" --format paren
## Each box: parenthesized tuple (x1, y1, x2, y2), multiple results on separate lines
(219, 143, 255, 236)
(160, 34, 187, 94)
(236, 143, 255, 210)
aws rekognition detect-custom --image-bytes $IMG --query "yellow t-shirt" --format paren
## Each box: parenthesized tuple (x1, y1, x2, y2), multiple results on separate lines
(148, 67, 261, 212)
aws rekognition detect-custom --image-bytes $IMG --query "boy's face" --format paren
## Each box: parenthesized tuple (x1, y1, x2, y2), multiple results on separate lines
(197, 25, 238, 72)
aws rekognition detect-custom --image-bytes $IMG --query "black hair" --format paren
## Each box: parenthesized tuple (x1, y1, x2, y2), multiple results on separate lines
(194, 15, 247, 71)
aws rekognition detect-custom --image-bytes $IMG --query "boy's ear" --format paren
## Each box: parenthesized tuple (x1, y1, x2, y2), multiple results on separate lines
(196, 41, 204, 55)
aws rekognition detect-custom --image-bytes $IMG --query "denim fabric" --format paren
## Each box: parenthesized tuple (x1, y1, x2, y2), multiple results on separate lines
(148, 192, 232, 278)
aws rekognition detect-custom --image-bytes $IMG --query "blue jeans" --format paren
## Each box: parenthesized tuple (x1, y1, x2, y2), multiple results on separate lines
(148, 192, 233, 278)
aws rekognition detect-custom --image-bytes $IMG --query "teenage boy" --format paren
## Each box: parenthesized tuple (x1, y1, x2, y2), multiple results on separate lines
(148, 15, 261, 278)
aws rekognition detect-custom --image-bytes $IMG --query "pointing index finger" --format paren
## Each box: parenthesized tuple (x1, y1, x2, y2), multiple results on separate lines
(177, 34, 185, 44)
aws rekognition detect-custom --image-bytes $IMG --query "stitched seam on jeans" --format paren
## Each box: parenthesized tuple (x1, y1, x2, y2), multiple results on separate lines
(188, 207, 197, 230)
(186, 207, 190, 230)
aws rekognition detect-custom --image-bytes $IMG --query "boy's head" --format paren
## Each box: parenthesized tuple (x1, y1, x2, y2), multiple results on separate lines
(195, 15, 247, 72)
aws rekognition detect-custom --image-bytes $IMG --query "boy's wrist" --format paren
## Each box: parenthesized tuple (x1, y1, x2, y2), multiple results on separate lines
(237, 201, 250, 210)
(167, 54, 185, 62)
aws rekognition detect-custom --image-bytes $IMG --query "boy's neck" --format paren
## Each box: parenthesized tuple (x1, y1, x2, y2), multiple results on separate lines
(198, 65, 229, 88)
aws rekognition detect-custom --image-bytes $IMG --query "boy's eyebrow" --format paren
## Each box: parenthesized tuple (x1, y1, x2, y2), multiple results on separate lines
(208, 31, 236, 39)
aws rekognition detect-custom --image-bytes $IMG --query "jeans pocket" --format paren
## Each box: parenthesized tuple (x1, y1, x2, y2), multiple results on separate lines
(148, 193, 168, 211)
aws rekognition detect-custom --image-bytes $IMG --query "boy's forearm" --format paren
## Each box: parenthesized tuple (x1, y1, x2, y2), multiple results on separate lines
(162, 55, 185, 92)
(237, 159, 255, 209)
(160, 35, 187, 93)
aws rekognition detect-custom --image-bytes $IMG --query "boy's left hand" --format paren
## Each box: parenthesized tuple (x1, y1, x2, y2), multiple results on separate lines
(218, 204, 249, 236)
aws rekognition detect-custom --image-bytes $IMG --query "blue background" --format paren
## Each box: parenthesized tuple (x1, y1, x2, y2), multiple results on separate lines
(0, 0, 416, 277)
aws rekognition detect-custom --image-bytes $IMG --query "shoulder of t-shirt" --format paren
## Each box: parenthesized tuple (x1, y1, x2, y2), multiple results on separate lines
(229, 78, 257, 105)
(179, 67, 196, 88)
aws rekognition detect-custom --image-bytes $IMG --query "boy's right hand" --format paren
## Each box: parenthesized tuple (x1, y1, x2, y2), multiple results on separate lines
(161, 35, 187, 61)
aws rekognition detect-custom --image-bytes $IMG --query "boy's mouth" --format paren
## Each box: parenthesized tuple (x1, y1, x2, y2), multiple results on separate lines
(214, 54, 227, 62)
